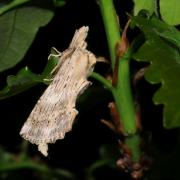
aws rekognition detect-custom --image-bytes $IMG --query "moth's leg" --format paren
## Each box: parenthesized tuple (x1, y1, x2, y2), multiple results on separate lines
(47, 47, 63, 75)
(51, 47, 61, 55)
(43, 78, 54, 84)
(51, 63, 62, 75)
(48, 47, 62, 60)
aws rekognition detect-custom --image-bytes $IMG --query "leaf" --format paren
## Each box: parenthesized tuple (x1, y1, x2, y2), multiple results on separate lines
(0, 0, 30, 15)
(133, 0, 155, 15)
(133, 15, 180, 48)
(0, 54, 58, 100)
(156, 26, 180, 49)
(87, 144, 119, 179)
(0, 146, 13, 164)
(160, 0, 180, 25)
(0, 6, 54, 72)
(53, 0, 66, 7)
(148, 135, 180, 180)
(132, 16, 180, 129)
(0, 146, 75, 179)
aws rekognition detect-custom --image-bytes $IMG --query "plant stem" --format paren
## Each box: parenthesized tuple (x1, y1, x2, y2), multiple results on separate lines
(112, 50, 139, 162)
(126, 135, 141, 162)
(98, 0, 121, 69)
(98, 0, 141, 162)
(91, 72, 112, 90)
(112, 51, 137, 135)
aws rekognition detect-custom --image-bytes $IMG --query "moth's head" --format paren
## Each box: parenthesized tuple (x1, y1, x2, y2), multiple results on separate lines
(87, 52, 96, 71)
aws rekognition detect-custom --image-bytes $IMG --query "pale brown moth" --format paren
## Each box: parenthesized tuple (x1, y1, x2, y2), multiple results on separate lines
(20, 26, 96, 156)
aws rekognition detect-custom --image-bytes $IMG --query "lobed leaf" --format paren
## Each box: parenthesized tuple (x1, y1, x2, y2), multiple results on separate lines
(132, 16, 180, 129)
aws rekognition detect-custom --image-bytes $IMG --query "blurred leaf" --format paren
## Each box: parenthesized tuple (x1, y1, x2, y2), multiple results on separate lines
(53, 169, 76, 180)
(0, 145, 75, 179)
(99, 144, 119, 161)
(148, 133, 180, 180)
(0, 6, 54, 72)
(133, 0, 155, 16)
(0, 161, 49, 172)
(132, 16, 180, 129)
(0, 53, 58, 100)
(87, 144, 119, 178)
(160, 0, 180, 25)
(133, 0, 180, 25)
(0, 0, 30, 15)
(53, 0, 66, 7)
(0, 161, 75, 180)
(0, 146, 14, 164)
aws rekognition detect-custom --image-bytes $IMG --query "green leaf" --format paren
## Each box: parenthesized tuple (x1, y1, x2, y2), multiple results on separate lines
(156, 28, 180, 49)
(0, 146, 13, 164)
(53, 0, 66, 7)
(0, 0, 30, 15)
(133, 0, 155, 15)
(133, 15, 180, 48)
(148, 134, 180, 180)
(87, 144, 119, 179)
(132, 16, 180, 129)
(0, 6, 54, 72)
(0, 54, 58, 100)
(160, 0, 180, 25)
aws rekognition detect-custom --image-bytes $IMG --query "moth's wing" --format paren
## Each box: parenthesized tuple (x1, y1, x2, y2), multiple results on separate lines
(69, 26, 88, 49)
(20, 81, 78, 155)
(20, 26, 95, 157)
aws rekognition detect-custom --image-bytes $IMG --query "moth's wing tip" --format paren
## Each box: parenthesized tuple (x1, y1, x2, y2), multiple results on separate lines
(38, 143, 48, 156)
(19, 124, 34, 140)
(19, 126, 30, 141)
(82, 26, 89, 32)
(69, 26, 89, 49)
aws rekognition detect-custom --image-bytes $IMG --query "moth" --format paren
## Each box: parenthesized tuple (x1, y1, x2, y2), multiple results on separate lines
(20, 26, 96, 156)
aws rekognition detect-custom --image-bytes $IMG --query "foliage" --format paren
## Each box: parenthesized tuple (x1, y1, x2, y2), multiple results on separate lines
(160, 0, 180, 25)
(133, 0, 180, 25)
(133, 0, 155, 16)
(0, 6, 54, 72)
(0, 0, 179, 180)
(0, 54, 57, 100)
(0, 0, 30, 15)
(132, 16, 180, 128)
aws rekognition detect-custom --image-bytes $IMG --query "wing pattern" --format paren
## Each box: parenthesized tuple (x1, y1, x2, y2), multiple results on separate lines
(20, 27, 96, 156)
